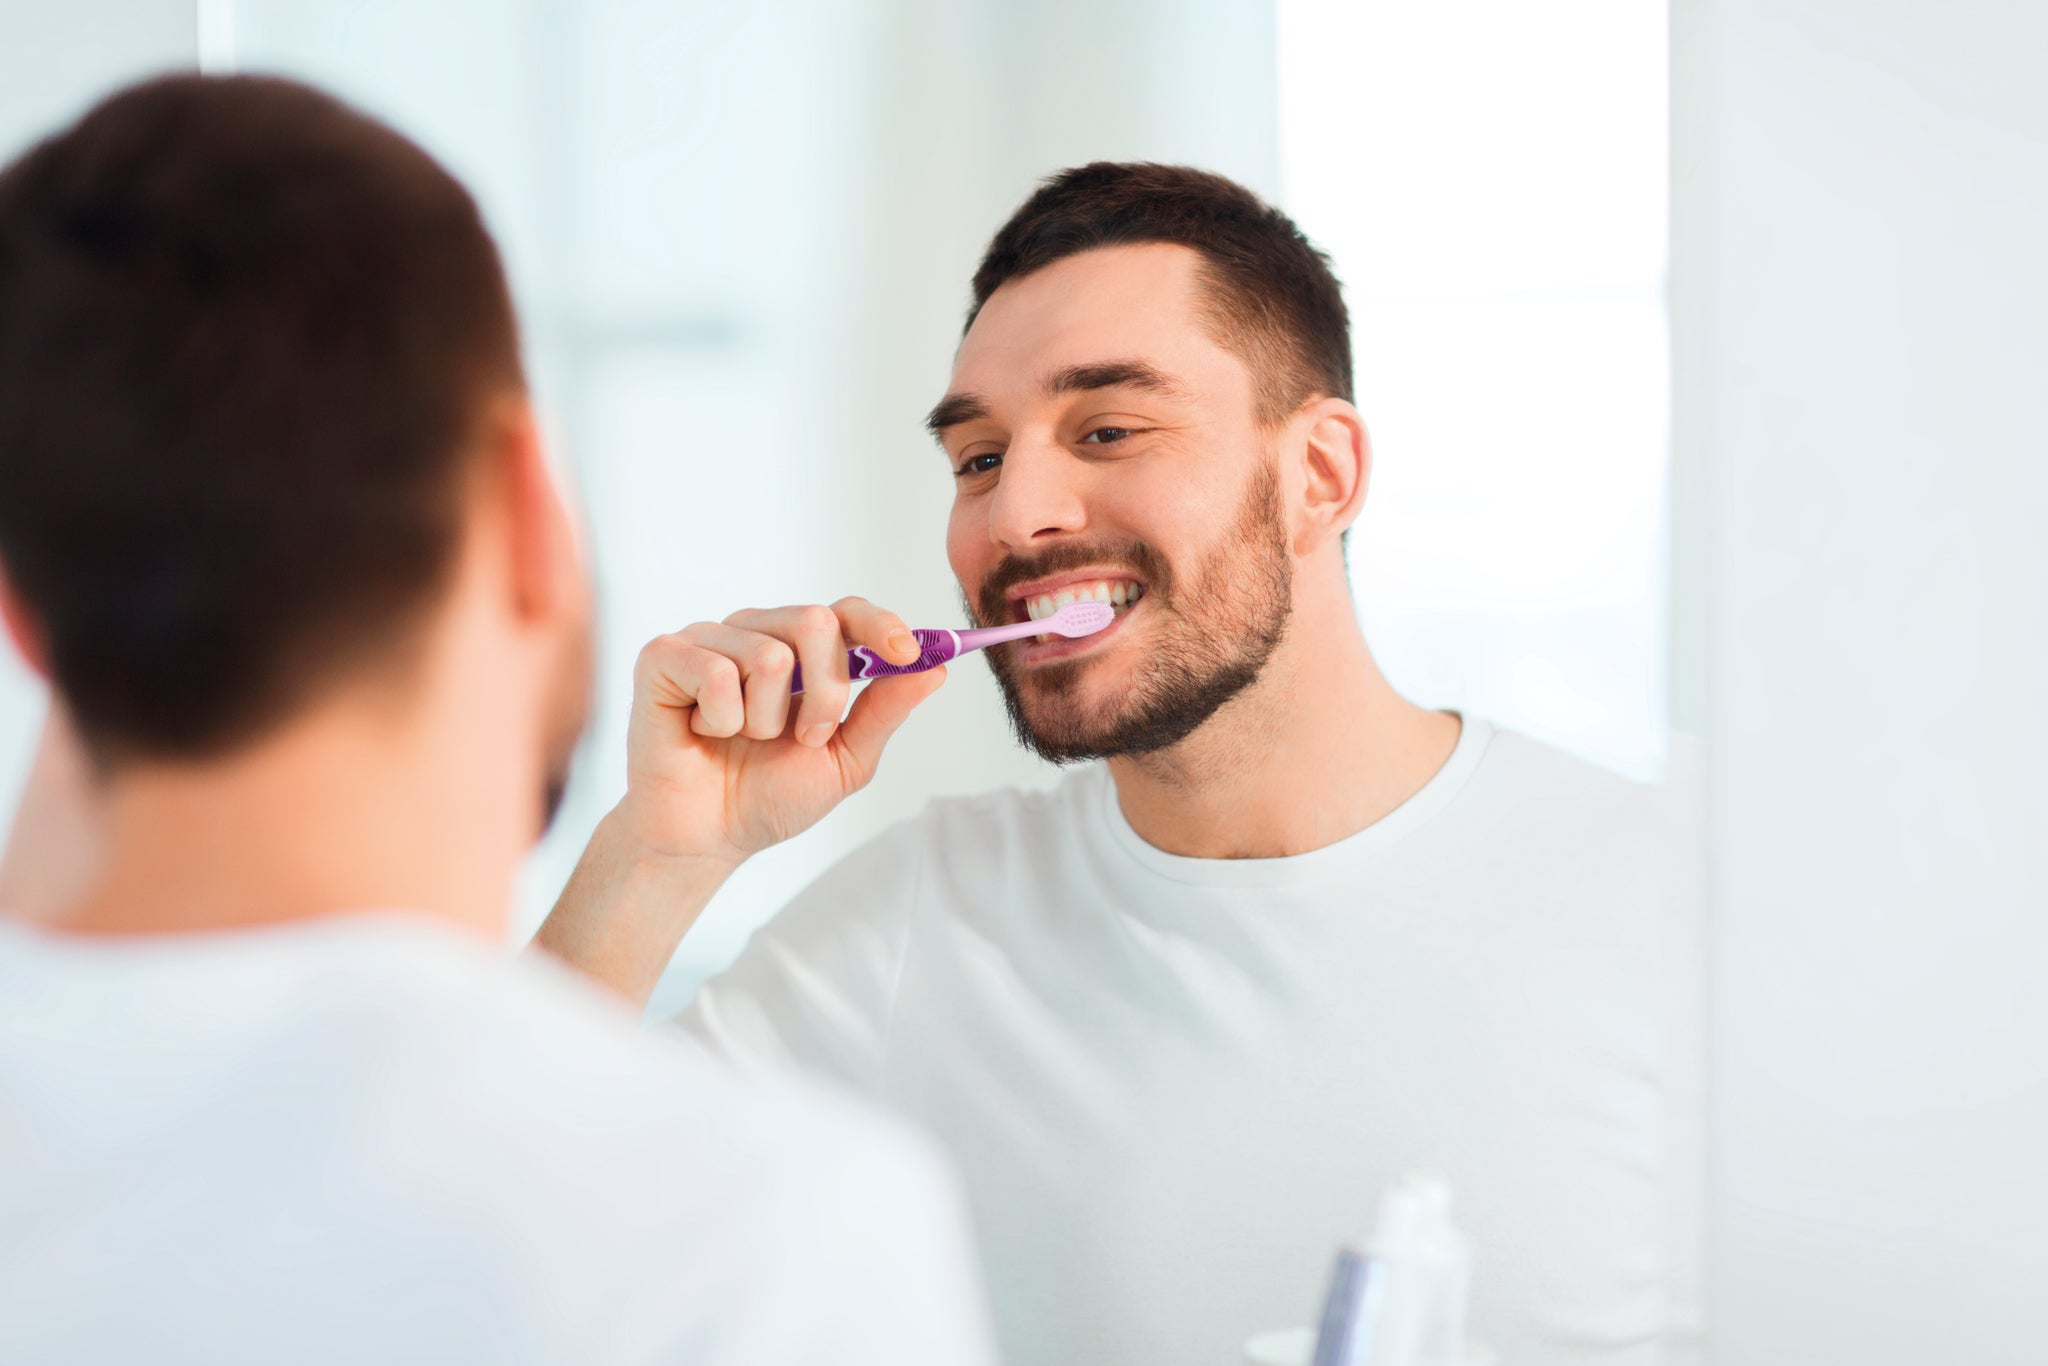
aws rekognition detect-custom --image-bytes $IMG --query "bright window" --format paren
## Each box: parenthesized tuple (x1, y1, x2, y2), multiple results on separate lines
(1279, 0, 1672, 775)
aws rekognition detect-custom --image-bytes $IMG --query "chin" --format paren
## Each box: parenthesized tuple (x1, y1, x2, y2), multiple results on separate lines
(1007, 667, 1138, 759)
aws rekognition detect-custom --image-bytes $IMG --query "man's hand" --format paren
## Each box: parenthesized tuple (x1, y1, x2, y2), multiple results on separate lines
(532, 597, 945, 1005)
(615, 596, 945, 863)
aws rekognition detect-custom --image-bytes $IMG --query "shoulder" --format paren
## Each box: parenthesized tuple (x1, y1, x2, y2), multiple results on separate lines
(698, 773, 1092, 994)
(861, 769, 1098, 877)
(866, 769, 1091, 849)
(1442, 723, 1700, 935)
(1462, 722, 1692, 837)
(744, 772, 1093, 936)
(384, 945, 978, 1351)
(355, 932, 930, 1182)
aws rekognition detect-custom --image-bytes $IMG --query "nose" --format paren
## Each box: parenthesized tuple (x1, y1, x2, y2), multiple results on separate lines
(986, 438, 1088, 550)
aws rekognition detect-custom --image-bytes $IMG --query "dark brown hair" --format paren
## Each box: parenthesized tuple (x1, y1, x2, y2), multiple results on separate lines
(0, 74, 523, 765)
(968, 162, 1353, 425)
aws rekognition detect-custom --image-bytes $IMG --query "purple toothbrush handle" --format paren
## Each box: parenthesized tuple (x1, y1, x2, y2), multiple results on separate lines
(790, 629, 961, 695)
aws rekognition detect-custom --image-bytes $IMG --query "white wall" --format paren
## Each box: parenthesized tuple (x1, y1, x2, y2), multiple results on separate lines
(0, 1, 196, 833)
(1280, 0, 1672, 779)
(1676, 1, 2048, 1361)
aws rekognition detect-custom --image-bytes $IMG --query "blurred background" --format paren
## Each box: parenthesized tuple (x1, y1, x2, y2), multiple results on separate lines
(1, 3, 2043, 1363)
(0, 0, 1674, 1005)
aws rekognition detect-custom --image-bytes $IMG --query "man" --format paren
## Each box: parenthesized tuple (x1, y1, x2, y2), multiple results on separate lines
(538, 164, 1703, 1366)
(0, 75, 994, 1364)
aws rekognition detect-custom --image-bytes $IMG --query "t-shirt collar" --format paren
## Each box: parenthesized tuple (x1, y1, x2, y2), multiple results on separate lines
(1091, 714, 1494, 889)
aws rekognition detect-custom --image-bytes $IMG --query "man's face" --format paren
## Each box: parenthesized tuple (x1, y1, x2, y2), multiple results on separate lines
(535, 478, 597, 836)
(538, 591, 593, 833)
(936, 244, 1295, 762)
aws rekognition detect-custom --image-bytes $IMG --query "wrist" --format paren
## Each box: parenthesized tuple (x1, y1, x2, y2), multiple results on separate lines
(597, 796, 747, 877)
(535, 802, 745, 1009)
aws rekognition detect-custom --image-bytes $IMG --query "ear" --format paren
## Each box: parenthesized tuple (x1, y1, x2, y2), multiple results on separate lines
(0, 569, 51, 680)
(0, 705, 105, 917)
(486, 395, 585, 628)
(1291, 397, 1371, 554)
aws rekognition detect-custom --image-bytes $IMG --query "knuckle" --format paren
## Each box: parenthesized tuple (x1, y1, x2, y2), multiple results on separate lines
(634, 633, 684, 677)
(702, 654, 741, 691)
(749, 639, 795, 675)
(793, 604, 840, 637)
(668, 623, 721, 658)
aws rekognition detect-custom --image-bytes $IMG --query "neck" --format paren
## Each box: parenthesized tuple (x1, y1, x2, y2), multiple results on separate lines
(48, 687, 530, 941)
(1108, 572, 1461, 859)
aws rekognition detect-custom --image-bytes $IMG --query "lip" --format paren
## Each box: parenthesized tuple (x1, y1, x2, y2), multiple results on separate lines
(1001, 567, 1152, 622)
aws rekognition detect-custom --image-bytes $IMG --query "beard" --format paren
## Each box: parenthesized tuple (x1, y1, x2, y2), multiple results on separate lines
(971, 459, 1293, 765)
(536, 606, 596, 838)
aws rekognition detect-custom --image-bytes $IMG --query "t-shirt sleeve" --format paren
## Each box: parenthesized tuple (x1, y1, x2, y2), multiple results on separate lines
(694, 1119, 1000, 1366)
(671, 816, 927, 1091)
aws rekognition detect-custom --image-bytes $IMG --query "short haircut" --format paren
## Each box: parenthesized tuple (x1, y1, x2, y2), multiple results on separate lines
(0, 74, 523, 766)
(967, 162, 1353, 425)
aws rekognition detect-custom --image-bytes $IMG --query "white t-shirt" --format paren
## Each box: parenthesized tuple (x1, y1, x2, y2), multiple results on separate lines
(0, 913, 997, 1366)
(680, 718, 1705, 1366)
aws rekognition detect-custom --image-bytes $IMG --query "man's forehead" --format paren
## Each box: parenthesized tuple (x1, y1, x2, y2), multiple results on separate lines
(941, 244, 1236, 406)
(958, 243, 1207, 362)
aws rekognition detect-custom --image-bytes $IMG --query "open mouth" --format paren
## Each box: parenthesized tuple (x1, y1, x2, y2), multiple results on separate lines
(1008, 575, 1148, 648)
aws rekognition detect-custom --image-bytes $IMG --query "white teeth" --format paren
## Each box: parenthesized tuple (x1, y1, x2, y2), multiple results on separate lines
(1020, 580, 1145, 626)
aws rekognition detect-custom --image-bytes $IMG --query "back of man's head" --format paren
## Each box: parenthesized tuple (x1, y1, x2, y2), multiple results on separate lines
(0, 74, 525, 768)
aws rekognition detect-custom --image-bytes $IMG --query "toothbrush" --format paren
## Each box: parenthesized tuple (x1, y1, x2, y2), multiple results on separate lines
(790, 600, 1114, 694)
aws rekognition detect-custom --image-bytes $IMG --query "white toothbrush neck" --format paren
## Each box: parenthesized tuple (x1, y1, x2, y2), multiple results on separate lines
(956, 618, 1044, 650)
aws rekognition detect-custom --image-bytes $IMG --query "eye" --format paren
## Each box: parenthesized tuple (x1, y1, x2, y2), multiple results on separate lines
(1079, 426, 1137, 445)
(955, 451, 1003, 477)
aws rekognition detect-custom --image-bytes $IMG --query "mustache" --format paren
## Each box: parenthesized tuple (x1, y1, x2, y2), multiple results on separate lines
(971, 538, 1174, 627)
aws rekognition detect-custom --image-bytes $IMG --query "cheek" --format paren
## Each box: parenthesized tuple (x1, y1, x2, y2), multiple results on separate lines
(945, 504, 987, 587)
(1112, 462, 1214, 547)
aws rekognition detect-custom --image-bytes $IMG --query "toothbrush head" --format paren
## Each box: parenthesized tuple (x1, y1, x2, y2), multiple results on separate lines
(1043, 600, 1115, 637)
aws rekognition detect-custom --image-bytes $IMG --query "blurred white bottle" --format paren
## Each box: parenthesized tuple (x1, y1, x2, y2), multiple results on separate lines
(1244, 1175, 1492, 1366)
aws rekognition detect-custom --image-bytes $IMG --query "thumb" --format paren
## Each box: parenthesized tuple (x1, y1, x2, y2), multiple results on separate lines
(830, 665, 946, 790)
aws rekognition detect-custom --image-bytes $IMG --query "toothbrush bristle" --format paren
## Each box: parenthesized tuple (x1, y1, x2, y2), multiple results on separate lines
(1051, 601, 1115, 637)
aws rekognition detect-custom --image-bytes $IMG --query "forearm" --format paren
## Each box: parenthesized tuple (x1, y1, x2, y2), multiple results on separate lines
(530, 806, 740, 1009)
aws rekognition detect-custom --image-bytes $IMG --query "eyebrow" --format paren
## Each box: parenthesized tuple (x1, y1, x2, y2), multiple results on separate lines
(924, 392, 990, 439)
(1043, 359, 1194, 403)
(924, 358, 1195, 441)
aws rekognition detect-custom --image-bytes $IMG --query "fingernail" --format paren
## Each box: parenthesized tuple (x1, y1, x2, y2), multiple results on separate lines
(888, 630, 918, 659)
(800, 723, 833, 749)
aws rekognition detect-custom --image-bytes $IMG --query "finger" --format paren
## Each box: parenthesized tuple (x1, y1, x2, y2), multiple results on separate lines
(676, 623, 794, 741)
(634, 635, 745, 738)
(830, 595, 919, 666)
(727, 604, 855, 747)
(685, 649, 745, 737)
(717, 600, 916, 748)
(830, 664, 946, 791)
